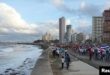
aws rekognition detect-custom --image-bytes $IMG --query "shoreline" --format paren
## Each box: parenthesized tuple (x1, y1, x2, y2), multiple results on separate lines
(31, 48, 53, 75)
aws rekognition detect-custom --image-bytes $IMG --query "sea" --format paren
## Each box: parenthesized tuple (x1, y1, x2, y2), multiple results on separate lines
(0, 43, 42, 75)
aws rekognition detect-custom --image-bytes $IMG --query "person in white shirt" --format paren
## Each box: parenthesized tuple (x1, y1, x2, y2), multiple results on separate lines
(61, 56, 65, 69)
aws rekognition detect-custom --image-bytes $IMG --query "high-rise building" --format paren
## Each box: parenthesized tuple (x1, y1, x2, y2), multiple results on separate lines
(71, 33, 77, 43)
(92, 16, 103, 43)
(103, 9, 110, 42)
(59, 17, 65, 44)
(66, 25, 72, 42)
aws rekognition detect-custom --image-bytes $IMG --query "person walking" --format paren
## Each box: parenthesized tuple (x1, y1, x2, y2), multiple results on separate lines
(52, 49, 56, 58)
(88, 47, 93, 60)
(94, 47, 98, 60)
(61, 56, 65, 69)
(65, 53, 71, 70)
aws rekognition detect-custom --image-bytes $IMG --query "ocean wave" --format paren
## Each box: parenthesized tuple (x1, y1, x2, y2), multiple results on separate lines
(0, 48, 14, 53)
(0, 45, 42, 74)
(1, 58, 34, 75)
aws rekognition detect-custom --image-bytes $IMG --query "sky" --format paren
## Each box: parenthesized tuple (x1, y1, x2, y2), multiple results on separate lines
(0, 0, 109, 42)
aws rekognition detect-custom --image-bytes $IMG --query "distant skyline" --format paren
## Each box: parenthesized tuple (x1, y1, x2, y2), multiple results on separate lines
(0, 0, 109, 42)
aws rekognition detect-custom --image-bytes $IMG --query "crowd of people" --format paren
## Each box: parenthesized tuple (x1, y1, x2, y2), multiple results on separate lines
(50, 43, 110, 70)
(50, 46, 71, 70)
(72, 44, 110, 61)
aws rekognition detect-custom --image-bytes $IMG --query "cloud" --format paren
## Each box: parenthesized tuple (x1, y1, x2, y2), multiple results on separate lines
(52, 0, 75, 14)
(76, 25, 92, 34)
(51, 0, 100, 35)
(103, 0, 110, 10)
(78, 19, 90, 27)
(66, 19, 71, 25)
(36, 20, 59, 37)
(0, 1, 96, 42)
(71, 18, 91, 34)
(0, 3, 37, 34)
(79, 1, 101, 16)
(0, 3, 60, 41)
(52, 0, 101, 16)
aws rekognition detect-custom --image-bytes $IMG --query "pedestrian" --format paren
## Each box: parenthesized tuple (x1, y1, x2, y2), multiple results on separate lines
(65, 53, 71, 70)
(88, 47, 93, 60)
(61, 56, 65, 69)
(56, 49, 60, 57)
(64, 50, 68, 56)
(94, 47, 98, 60)
(52, 49, 57, 58)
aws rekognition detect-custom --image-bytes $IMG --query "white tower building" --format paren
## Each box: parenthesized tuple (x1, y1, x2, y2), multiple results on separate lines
(59, 17, 65, 44)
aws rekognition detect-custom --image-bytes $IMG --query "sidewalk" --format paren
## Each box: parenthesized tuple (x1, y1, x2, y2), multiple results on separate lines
(31, 49, 53, 75)
(61, 60, 99, 75)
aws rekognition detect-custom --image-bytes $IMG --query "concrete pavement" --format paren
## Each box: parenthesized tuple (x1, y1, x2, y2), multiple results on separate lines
(61, 60, 99, 75)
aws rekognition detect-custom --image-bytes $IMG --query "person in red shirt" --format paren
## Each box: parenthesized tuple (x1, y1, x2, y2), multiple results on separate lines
(88, 47, 93, 60)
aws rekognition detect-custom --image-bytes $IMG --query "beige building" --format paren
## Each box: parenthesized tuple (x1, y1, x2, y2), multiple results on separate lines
(42, 32, 53, 42)
(71, 33, 77, 43)
(76, 33, 85, 43)
(92, 16, 103, 43)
